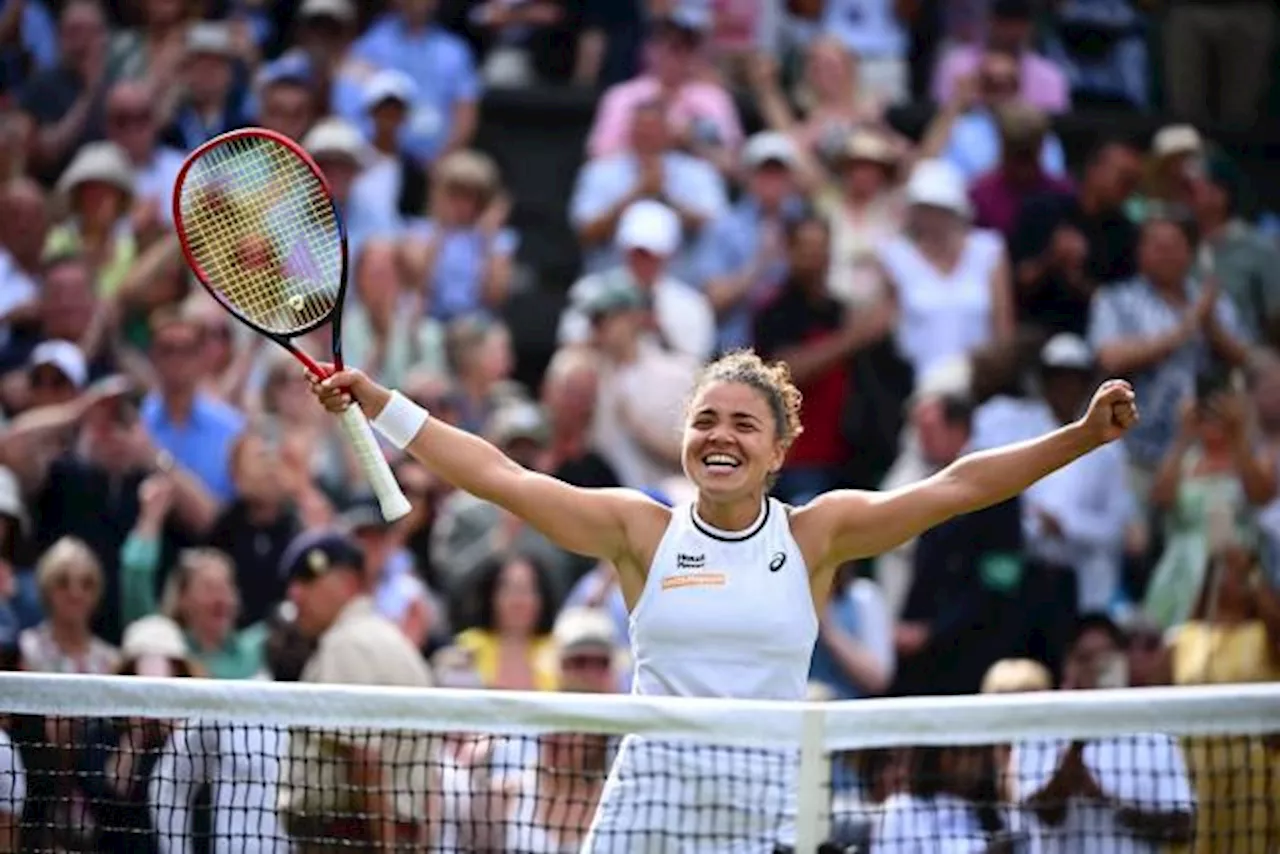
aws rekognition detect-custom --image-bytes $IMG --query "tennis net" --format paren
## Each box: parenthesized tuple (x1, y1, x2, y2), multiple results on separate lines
(0, 673, 1276, 853)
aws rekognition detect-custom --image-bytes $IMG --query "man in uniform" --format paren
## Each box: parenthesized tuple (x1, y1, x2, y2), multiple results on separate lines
(277, 531, 436, 853)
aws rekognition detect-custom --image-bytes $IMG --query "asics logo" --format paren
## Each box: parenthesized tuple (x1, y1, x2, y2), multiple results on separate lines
(769, 552, 786, 572)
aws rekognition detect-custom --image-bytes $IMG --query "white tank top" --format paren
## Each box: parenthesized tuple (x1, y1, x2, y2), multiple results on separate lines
(628, 498, 817, 701)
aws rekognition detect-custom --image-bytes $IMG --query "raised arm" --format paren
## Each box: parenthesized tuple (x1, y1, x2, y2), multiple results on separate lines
(801, 380, 1139, 570)
(311, 368, 656, 564)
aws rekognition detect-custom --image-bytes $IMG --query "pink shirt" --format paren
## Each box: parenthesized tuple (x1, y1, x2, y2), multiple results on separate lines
(932, 46, 1071, 114)
(586, 76, 743, 160)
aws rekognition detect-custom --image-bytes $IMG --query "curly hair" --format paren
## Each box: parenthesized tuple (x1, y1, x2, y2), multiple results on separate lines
(690, 350, 804, 449)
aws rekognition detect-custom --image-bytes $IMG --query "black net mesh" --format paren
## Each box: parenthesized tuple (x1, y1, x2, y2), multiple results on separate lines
(0, 679, 1278, 853)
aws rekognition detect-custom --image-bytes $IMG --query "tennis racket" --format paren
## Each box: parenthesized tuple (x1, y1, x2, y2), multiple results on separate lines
(173, 127, 411, 522)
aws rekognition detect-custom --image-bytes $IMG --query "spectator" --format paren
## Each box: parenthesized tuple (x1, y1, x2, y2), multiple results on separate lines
(352, 0, 481, 165)
(462, 0, 573, 87)
(1145, 383, 1276, 629)
(880, 159, 1015, 382)
(120, 545, 266, 679)
(1011, 140, 1142, 337)
(45, 142, 138, 300)
(571, 99, 727, 280)
(103, 79, 184, 235)
(301, 117, 385, 262)
(694, 131, 807, 353)
(819, 0, 910, 105)
(579, 279, 699, 492)
(1042, 0, 1150, 109)
(1127, 124, 1202, 224)
(563, 199, 715, 362)
(552, 606, 624, 694)
(141, 305, 246, 505)
(823, 129, 903, 310)
(431, 400, 578, 596)
(252, 53, 319, 142)
(0, 180, 51, 347)
(1089, 214, 1250, 513)
(585, 7, 742, 167)
(932, 0, 1070, 114)
(292, 0, 364, 127)
(748, 35, 891, 181)
(809, 564, 895, 700)
(20, 0, 110, 184)
(1023, 613, 1195, 852)
(18, 536, 119, 674)
(452, 551, 558, 690)
(1191, 152, 1280, 346)
(889, 392, 1030, 697)
(278, 530, 435, 852)
(163, 21, 249, 151)
(1018, 334, 1133, 617)
(1166, 540, 1280, 854)
(928, 49, 1068, 185)
(107, 0, 192, 107)
(536, 348, 619, 491)
(204, 423, 307, 626)
(0, 467, 40, 649)
(401, 148, 517, 324)
(1164, 0, 1276, 127)
(970, 102, 1075, 239)
(754, 215, 893, 503)
(443, 315, 519, 435)
(355, 69, 428, 228)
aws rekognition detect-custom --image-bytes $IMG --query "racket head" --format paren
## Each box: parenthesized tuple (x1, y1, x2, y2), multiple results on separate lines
(173, 127, 349, 348)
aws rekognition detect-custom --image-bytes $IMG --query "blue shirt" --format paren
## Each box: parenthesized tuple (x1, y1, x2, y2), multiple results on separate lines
(141, 393, 246, 502)
(569, 152, 728, 280)
(405, 218, 518, 322)
(350, 16, 481, 163)
(691, 195, 806, 352)
(943, 110, 1067, 183)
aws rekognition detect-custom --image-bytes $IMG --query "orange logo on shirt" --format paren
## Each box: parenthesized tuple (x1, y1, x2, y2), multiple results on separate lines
(661, 572, 727, 591)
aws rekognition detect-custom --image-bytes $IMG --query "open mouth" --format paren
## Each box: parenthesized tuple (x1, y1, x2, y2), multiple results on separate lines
(701, 452, 742, 472)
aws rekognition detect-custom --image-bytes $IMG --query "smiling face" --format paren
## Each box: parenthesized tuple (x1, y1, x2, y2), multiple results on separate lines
(682, 380, 788, 501)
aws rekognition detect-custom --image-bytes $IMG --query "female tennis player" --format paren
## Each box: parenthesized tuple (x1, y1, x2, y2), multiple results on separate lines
(310, 351, 1138, 853)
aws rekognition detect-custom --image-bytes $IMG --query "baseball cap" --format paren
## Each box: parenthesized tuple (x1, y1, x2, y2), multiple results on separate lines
(1040, 333, 1094, 372)
(256, 51, 314, 90)
(279, 530, 365, 583)
(553, 607, 616, 656)
(185, 21, 235, 58)
(657, 2, 712, 35)
(616, 200, 680, 256)
(581, 278, 647, 319)
(338, 499, 389, 534)
(1152, 124, 1203, 159)
(298, 0, 356, 24)
(840, 130, 898, 167)
(121, 615, 188, 661)
(904, 159, 971, 219)
(29, 339, 88, 389)
(742, 132, 797, 170)
(362, 69, 416, 112)
(487, 401, 550, 447)
(303, 118, 369, 166)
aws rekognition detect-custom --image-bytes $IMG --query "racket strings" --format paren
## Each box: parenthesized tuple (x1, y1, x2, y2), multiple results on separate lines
(177, 134, 342, 335)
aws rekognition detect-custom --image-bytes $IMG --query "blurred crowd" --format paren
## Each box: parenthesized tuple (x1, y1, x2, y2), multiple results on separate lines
(0, 0, 1277, 850)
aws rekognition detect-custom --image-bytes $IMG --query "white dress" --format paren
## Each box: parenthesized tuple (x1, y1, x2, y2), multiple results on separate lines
(581, 499, 818, 853)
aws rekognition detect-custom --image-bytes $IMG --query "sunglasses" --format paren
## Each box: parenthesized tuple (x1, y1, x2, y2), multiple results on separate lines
(55, 574, 97, 592)
(561, 653, 612, 671)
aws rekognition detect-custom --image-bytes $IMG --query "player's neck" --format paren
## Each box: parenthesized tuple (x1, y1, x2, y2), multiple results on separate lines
(694, 493, 764, 534)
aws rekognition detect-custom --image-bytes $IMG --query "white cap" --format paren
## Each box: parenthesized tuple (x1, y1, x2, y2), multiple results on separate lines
(185, 21, 235, 58)
(487, 401, 550, 446)
(553, 607, 616, 655)
(362, 69, 416, 112)
(1152, 124, 1203, 158)
(298, 0, 355, 24)
(1040, 332, 1094, 371)
(303, 118, 369, 166)
(615, 199, 680, 256)
(57, 141, 135, 197)
(29, 339, 88, 389)
(742, 131, 797, 170)
(121, 615, 189, 661)
(904, 158, 971, 218)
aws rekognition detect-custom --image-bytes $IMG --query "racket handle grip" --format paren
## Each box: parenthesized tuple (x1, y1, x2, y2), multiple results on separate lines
(337, 405, 412, 522)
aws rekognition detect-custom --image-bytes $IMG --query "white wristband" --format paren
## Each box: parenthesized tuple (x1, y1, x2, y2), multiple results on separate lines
(370, 391, 429, 450)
